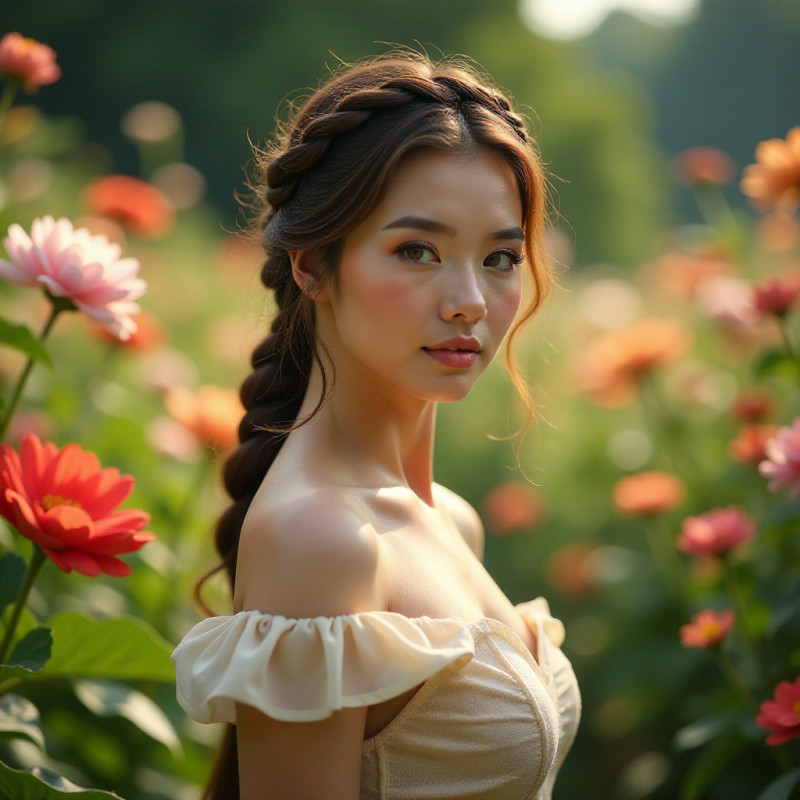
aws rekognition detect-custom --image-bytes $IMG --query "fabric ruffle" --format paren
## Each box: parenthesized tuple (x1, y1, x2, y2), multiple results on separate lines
(172, 611, 475, 723)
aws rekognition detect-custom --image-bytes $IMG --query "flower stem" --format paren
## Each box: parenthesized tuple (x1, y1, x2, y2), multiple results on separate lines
(712, 647, 759, 714)
(0, 546, 46, 664)
(0, 304, 62, 440)
(0, 83, 19, 141)
(723, 558, 767, 685)
(776, 316, 800, 373)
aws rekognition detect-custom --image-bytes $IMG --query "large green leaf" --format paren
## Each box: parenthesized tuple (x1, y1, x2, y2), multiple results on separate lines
(0, 554, 27, 616)
(38, 611, 174, 683)
(0, 318, 53, 368)
(8, 628, 52, 672)
(0, 761, 124, 799)
(73, 680, 181, 754)
(757, 768, 800, 800)
(0, 694, 44, 748)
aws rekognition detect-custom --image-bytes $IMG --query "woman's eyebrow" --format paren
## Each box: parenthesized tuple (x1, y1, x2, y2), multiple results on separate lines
(383, 215, 524, 241)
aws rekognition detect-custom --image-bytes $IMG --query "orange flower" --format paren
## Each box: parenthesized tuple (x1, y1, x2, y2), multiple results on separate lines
(576, 318, 691, 407)
(751, 274, 800, 317)
(165, 385, 243, 453)
(728, 423, 779, 466)
(651, 248, 734, 298)
(546, 543, 597, 599)
(674, 147, 735, 187)
(741, 127, 800, 210)
(0, 32, 60, 92)
(482, 482, 546, 534)
(612, 470, 685, 517)
(730, 389, 773, 423)
(679, 609, 735, 648)
(0, 434, 154, 576)
(85, 175, 174, 239)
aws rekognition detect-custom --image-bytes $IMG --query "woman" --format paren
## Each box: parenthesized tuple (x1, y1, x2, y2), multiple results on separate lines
(172, 52, 581, 800)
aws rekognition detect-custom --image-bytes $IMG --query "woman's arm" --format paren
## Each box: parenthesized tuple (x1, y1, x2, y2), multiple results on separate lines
(233, 490, 382, 799)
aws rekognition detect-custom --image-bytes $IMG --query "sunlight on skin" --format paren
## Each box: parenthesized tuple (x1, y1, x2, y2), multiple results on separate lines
(518, 0, 701, 40)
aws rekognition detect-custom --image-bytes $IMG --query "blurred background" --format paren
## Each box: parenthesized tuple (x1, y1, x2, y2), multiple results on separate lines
(1, 1, 799, 798)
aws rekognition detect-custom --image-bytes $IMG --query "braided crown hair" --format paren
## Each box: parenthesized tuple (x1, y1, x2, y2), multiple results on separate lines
(196, 51, 552, 800)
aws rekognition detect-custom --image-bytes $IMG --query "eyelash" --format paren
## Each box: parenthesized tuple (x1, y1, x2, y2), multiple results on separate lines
(394, 241, 524, 272)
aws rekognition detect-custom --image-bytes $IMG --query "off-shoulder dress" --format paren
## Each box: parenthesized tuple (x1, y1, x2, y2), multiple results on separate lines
(172, 597, 580, 799)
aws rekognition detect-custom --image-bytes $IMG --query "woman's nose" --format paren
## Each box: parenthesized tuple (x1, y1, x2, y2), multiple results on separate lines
(439, 265, 488, 323)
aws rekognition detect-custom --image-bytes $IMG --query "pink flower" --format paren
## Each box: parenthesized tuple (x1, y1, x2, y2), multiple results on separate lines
(676, 506, 757, 556)
(0, 434, 155, 577)
(674, 147, 735, 187)
(759, 417, 800, 497)
(751, 274, 800, 317)
(0, 216, 146, 340)
(679, 609, 735, 648)
(756, 676, 800, 746)
(0, 32, 61, 92)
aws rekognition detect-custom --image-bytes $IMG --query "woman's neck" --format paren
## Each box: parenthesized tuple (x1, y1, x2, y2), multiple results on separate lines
(296, 360, 438, 505)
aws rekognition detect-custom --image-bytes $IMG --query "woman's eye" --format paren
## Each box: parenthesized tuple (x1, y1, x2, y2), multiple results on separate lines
(398, 243, 439, 263)
(484, 250, 523, 271)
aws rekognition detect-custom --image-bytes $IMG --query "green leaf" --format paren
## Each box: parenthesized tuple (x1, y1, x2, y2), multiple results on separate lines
(38, 611, 174, 683)
(0, 553, 26, 616)
(0, 694, 44, 748)
(673, 712, 746, 751)
(754, 348, 800, 380)
(7, 628, 52, 672)
(73, 680, 181, 754)
(0, 318, 53, 368)
(679, 733, 749, 800)
(757, 768, 800, 800)
(0, 760, 124, 798)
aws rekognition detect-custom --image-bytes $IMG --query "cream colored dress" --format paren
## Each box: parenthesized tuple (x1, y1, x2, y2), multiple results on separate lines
(172, 598, 580, 800)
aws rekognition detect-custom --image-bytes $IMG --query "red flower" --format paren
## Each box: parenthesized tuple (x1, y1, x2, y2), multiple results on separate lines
(0, 434, 154, 576)
(482, 482, 546, 534)
(85, 175, 174, 239)
(759, 417, 800, 498)
(676, 506, 757, 556)
(756, 676, 800, 746)
(679, 609, 735, 648)
(612, 471, 685, 517)
(0, 32, 60, 93)
(752, 274, 800, 317)
(674, 147, 735, 187)
(730, 389, 773, 423)
(728, 423, 779, 466)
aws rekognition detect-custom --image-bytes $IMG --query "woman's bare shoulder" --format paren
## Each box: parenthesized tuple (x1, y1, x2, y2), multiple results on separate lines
(234, 486, 382, 617)
(433, 483, 485, 560)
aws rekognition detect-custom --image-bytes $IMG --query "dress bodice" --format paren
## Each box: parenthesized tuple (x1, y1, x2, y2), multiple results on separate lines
(172, 598, 580, 799)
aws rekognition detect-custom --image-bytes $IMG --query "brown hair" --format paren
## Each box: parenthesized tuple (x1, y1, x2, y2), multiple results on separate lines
(196, 51, 552, 799)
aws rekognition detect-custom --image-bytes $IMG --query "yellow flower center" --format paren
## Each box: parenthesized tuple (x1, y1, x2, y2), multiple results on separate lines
(794, 699, 800, 715)
(40, 494, 82, 512)
(700, 620, 721, 639)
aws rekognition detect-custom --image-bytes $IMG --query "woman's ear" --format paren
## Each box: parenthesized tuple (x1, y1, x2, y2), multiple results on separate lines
(288, 250, 330, 301)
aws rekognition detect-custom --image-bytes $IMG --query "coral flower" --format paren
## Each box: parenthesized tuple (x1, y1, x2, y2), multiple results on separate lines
(546, 543, 597, 599)
(0, 32, 61, 93)
(741, 127, 800, 210)
(0, 216, 146, 340)
(612, 470, 685, 517)
(651, 248, 734, 298)
(0, 434, 154, 577)
(751, 274, 800, 317)
(679, 609, 735, 648)
(165, 385, 243, 453)
(728, 424, 779, 466)
(759, 417, 800, 498)
(756, 676, 800, 746)
(730, 389, 773, 423)
(482, 482, 546, 534)
(85, 175, 174, 239)
(90, 310, 167, 352)
(676, 506, 757, 556)
(674, 147, 735, 187)
(576, 318, 691, 407)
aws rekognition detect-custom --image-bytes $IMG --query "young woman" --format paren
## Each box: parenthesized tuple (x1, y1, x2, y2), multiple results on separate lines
(172, 52, 581, 800)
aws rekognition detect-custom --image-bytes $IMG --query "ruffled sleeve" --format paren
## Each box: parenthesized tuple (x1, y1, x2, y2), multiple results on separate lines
(172, 611, 475, 724)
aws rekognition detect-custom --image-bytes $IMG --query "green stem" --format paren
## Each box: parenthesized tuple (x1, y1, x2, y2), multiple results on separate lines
(723, 557, 767, 685)
(0, 546, 46, 664)
(712, 647, 759, 714)
(0, 304, 62, 440)
(0, 83, 19, 141)
(776, 316, 800, 373)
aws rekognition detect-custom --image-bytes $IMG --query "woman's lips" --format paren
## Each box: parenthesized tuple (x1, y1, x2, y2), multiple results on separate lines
(423, 347, 480, 368)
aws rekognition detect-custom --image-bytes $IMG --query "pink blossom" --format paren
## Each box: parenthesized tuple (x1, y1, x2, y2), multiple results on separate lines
(0, 33, 61, 93)
(756, 676, 800, 746)
(676, 506, 757, 556)
(751, 274, 800, 317)
(0, 216, 146, 340)
(679, 609, 735, 648)
(759, 417, 800, 497)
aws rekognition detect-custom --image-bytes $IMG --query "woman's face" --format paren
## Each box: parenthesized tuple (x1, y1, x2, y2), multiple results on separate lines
(314, 147, 525, 404)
